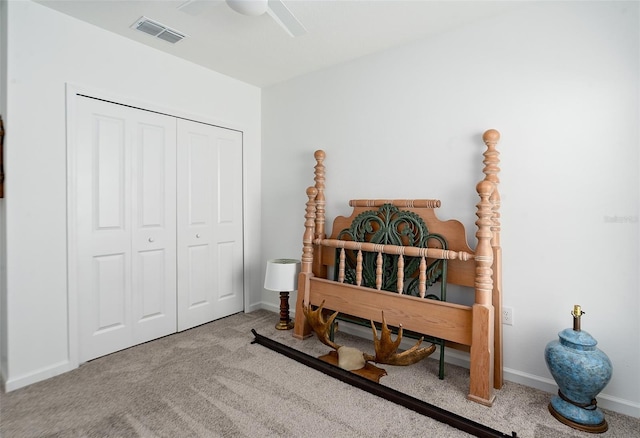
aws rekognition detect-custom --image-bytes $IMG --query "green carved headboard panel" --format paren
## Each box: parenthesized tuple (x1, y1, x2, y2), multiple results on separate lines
(335, 203, 448, 300)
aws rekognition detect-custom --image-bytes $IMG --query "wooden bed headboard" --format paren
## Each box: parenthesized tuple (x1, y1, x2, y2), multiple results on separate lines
(323, 199, 476, 288)
(295, 130, 503, 406)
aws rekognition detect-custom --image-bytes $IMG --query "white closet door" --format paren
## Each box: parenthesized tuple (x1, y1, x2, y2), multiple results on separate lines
(75, 97, 177, 362)
(177, 119, 244, 330)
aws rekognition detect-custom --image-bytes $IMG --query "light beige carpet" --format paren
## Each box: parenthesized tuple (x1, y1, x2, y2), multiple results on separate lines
(1, 310, 637, 437)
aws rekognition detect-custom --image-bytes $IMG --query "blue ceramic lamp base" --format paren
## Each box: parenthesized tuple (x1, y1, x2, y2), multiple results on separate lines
(548, 394, 608, 433)
(544, 306, 612, 434)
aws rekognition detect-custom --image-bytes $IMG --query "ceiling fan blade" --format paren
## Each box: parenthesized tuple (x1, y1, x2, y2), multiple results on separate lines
(267, 0, 307, 37)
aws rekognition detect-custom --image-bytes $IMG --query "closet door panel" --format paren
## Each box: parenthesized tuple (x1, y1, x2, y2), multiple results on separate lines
(93, 253, 129, 332)
(216, 242, 236, 300)
(76, 97, 177, 362)
(186, 244, 211, 307)
(137, 250, 166, 316)
(131, 115, 177, 343)
(186, 132, 214, 225)
(177, 120, 243, 330)
(94, 117, 126, 230)
(214, 137, 244, 315)
(177, 123, 216, 330)
(76, 101, 133, 361)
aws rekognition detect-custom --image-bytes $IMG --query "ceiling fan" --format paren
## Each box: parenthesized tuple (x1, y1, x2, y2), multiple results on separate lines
(178, 0, 307, 37)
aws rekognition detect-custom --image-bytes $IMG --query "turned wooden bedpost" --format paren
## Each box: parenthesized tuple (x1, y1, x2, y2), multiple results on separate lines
(293, 187, 318, 339)
(468, 179, 495, 406)
(313, 150, 327, 278)
(482, 129, 503, 389)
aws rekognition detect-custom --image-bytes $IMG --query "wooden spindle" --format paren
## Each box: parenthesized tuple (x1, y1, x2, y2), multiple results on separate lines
(376, 252, 383, 290)
(356, 250, 363, 286)
(301, 187, 317, 274)
(312, 150, 327, 278)
(313, 150, 326, 239)
(482, 130, 500, 185)
(338, 248, 346, 283)
(482, 130, 502, 249)
(419, 256, 427, 298)
(397, 254, 405, 294)
(474, 180, 494, 306)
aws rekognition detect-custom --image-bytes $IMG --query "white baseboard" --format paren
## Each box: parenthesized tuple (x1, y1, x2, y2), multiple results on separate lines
(247, 301, 272, 313)
(3, 360, 75, 392)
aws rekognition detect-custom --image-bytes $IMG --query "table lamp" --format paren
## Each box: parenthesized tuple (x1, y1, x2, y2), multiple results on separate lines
(264, 258, 301, 330)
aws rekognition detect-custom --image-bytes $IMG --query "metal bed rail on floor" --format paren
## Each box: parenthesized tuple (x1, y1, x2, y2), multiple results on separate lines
(251, 330, 517, 438)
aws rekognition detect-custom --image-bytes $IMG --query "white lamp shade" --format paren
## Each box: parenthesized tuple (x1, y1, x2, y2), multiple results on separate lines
(264, 258, 301, 292)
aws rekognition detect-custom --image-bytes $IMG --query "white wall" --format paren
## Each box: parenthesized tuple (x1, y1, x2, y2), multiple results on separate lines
(1, 1, 261, 390)
(262, 1, 639, 417)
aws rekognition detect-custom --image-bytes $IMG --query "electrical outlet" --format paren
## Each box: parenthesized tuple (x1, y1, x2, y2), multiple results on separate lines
(502, 306, 514, 325)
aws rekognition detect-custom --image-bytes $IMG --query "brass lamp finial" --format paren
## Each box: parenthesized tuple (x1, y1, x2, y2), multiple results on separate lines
(571, 304, 584, 331)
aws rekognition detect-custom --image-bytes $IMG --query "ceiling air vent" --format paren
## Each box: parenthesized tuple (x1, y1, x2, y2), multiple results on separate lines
(132, 16, 186, 44)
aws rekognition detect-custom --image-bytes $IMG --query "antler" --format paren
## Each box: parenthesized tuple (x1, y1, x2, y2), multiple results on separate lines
(302, 300, 342, 350)
(303, 304, 435, 367)
(363, 311, 436, 366)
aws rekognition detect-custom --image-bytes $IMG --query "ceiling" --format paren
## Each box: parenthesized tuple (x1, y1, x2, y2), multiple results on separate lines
(36, 0, 525, 88)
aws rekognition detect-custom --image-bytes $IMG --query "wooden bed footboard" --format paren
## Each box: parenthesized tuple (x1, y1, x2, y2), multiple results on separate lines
(304, 277, 473, 345)
(293, 130, 502, 406)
